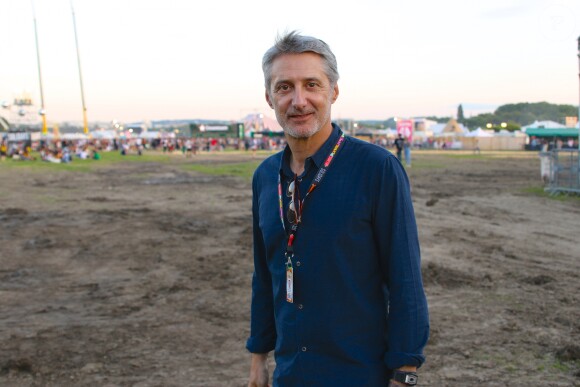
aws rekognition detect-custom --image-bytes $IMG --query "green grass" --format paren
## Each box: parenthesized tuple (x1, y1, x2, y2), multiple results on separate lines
(522, 186, 580, 201)
(443, 153, 491, 160)
(183, 160, 261, 181)
(0, 151, 172, 172)
(405, 160, 446, 170)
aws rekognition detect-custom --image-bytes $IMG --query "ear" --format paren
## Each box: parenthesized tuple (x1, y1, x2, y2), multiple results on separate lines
(331, 83, 339, 104)
(265, 90, 274, 109)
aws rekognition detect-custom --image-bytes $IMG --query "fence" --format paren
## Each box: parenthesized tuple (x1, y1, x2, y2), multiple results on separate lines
(540, 150, 580, 194)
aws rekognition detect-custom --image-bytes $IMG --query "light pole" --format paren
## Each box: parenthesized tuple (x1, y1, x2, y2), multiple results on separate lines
(71, 0, 89, 134)
(577, 35, 580, 152)
(31, 0, 47, 135)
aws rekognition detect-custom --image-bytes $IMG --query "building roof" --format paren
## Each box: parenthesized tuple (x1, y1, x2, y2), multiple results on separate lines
(521, 120, 566, 130)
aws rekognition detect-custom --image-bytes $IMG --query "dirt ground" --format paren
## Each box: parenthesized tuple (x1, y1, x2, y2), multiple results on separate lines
(1, 149, 579, 387)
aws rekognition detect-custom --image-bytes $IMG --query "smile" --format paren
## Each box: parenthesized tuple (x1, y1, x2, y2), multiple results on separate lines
(288, 113, 313, 120)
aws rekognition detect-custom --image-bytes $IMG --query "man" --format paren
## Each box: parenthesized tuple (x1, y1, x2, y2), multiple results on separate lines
(394, 133, 404, 161)
(247, 31, 429, 387)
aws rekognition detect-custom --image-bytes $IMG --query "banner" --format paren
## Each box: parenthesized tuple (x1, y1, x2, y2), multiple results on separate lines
(396, 119, 414, 142)
(7, 132, 30, 142)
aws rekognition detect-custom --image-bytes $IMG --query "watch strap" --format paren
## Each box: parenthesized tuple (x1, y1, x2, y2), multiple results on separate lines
(392, 370, 418, 386)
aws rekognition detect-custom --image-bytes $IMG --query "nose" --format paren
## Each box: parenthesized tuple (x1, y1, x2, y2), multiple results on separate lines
(292, 87, 307, 110)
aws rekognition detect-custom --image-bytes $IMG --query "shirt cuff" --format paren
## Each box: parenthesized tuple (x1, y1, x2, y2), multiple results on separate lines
(246, 336, 276, 354)
(384, 351, 426, 369)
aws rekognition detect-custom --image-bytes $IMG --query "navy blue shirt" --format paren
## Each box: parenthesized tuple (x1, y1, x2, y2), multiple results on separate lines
(247, 124, 429, 386)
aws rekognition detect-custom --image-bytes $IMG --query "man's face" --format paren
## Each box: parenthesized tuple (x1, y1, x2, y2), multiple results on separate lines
(265, 52, 339, 139)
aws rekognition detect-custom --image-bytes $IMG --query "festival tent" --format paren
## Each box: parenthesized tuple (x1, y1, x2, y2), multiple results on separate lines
(60, 133, 88, 140)
(524, 128, 579, 138)
(139, 131, 161, 139)
(243, 113, 283, 137)
(441, 118, 466, 134)
(90, 130, 117, 139)
(435, 119, 466, 141)
(373, 128, 397, 137)
(464, 127, 493, 137)
(427, 123, 446, 135)
(522, 120, 566, 131)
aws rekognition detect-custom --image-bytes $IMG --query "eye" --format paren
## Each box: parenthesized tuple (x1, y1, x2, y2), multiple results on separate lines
(275, 84, 290, 92)
(307, 82, 317, 88)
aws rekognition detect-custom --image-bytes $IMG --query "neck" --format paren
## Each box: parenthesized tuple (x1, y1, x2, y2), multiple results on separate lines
(286, 123, 333, 175)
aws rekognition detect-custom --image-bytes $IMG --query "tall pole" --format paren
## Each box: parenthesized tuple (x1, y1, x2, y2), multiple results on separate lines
(31, 0, 47, 134)
(577, 36, 580, 189)
(577, 35, 580, 152)
(71, 0, 88, 134)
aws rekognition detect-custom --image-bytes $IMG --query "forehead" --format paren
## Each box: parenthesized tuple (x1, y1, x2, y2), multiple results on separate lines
(270, 52, 328, 83)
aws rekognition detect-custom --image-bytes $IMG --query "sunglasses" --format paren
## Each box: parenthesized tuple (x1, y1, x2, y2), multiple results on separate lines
(287, 177, 301, 224)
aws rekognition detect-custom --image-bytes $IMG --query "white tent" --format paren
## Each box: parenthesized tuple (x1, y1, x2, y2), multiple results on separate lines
(139, 131, 160, 139)
(522, 120, 566, 131)
(90, 130, 117, 139)
(464, 128, 493, 137)
(61, 133, 88, 140)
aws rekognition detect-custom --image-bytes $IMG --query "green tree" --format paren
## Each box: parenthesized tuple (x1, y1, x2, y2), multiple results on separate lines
(457, 104, 465, 123)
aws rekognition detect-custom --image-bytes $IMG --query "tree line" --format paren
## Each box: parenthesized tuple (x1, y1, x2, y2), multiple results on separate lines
(455, 102, 578, 131)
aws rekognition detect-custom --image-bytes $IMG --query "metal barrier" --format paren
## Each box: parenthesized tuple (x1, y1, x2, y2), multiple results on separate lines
(540, 150, 580, 194)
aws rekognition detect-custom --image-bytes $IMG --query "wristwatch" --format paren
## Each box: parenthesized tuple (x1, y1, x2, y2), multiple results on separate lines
(392, 370, 419, 386)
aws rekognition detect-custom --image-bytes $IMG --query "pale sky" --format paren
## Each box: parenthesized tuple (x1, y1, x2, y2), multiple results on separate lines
(1, 0, 579, 125)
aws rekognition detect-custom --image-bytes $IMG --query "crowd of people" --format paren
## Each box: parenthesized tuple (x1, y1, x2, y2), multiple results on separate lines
(0, 138, 103, 163)
(0, 135, 292, 163)
(4, 131, 535, 165)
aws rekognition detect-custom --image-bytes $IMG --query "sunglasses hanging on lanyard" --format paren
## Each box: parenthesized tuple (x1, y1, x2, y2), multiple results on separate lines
(276, 131, 346, 303)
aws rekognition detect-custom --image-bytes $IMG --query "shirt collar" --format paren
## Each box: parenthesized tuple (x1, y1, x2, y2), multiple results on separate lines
(281, 123, 342, 177)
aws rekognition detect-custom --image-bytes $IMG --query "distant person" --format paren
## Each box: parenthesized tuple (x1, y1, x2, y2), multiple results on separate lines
(404, 139, 411, 167)
(0, 141, 7, 161)
(185, 139, 193, 157)
(121, 142, 129, 156)
(473, 139, 481, 155)
(394, 134, 404, 161)
(246, 31, 429, 387)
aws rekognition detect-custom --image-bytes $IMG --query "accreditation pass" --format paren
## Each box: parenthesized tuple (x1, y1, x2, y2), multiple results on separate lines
(286, 258, 293, 303)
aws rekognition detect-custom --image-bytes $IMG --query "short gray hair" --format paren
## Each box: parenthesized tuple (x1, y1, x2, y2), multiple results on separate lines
(262, 31, 339, 91)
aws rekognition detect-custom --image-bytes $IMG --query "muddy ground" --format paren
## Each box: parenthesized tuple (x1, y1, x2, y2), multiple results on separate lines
(1, 150, 579, 387)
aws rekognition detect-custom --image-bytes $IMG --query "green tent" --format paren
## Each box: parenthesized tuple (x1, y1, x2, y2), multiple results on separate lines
(525, 128, 579, 138)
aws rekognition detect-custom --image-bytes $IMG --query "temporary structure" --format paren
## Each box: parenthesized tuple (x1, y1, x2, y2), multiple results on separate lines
(441, 118, 466, 134)
(464, 127, 493, 137)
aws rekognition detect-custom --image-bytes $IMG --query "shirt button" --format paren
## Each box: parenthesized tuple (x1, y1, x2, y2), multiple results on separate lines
(296, 261, 301, 267)
(298, 304, 303, 310)
(301, 346, 307, 352)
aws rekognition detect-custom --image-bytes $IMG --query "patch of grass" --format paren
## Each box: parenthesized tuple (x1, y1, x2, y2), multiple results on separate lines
(535, 354, 579, 375)
(97, 151, 172, 165)
(522, 186, 580, 202)
(406, 160, 446, 170)
(2, 157, 94, 172)
(0, 151, 172, 173)
(183, 160, 261, 181)
(551, 360, 570, 372)
(444, 154, 491, 160)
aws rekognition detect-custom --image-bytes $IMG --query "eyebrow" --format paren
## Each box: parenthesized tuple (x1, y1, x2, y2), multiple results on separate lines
(273, 77, 324, 87)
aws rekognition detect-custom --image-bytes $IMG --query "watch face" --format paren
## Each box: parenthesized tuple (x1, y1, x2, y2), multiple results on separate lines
(394, 371, 418, 386)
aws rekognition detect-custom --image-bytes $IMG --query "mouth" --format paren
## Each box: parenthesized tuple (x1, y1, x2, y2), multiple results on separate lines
(288, 112, 314, 121)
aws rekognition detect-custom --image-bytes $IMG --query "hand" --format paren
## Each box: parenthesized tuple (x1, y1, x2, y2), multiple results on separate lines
(248, 353, 269, 387)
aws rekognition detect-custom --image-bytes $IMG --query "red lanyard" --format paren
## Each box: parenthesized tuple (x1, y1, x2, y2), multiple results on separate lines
(277, 131, 346, 255)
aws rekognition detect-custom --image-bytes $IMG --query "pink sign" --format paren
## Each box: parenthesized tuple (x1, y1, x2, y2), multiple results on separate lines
(396, 119, 414, 142)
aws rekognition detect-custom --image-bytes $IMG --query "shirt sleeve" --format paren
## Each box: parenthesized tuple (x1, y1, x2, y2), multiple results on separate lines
(374, 154, 430, 369)
(246, 172, 277, 353)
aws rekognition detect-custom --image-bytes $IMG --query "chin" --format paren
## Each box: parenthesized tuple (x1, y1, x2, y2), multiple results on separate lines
(285, 125, 320, 139)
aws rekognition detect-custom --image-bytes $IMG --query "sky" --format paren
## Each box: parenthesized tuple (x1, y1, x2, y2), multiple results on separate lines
(1, 0, 579, 125)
